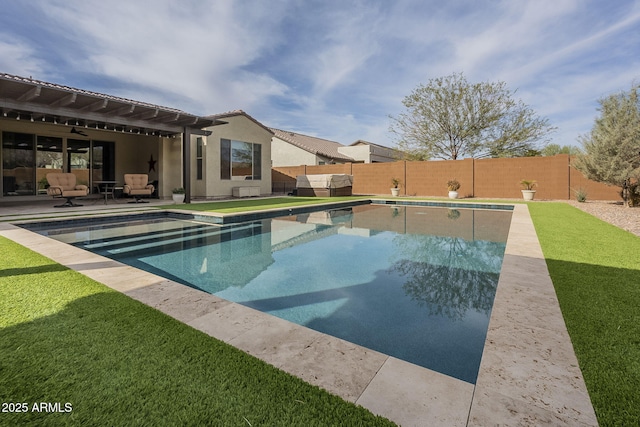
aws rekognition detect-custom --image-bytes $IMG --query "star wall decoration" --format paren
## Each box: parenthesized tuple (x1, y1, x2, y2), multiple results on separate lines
(148, 155, 156, 172)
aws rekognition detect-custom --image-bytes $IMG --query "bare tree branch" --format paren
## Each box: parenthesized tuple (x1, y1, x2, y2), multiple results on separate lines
(390, 73, 555, 160)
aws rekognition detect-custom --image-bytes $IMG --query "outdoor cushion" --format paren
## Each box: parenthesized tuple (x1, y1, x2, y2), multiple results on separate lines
(123, 174, 154, 196)
(46, 173, 89, 197)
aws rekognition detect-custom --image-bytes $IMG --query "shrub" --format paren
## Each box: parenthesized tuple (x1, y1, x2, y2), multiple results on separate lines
(574, 188, 588, 203)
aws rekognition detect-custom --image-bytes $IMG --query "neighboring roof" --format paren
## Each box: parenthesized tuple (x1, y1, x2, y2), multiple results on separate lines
(349, 139, 392, 149)
(0, 72, 217, 136)
(206, 110, 274, 134)
(270, 128, 354, 162)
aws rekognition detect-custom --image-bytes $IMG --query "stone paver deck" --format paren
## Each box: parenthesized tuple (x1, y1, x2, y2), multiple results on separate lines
(0, 201, 598, 426)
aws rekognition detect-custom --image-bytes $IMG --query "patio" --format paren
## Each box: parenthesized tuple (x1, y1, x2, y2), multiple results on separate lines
(0, 198, 598, 426)
(0, 196, 167, 223)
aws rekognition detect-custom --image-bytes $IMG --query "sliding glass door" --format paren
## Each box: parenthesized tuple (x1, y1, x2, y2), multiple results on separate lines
(91, 141, 115, 183)
(67, 139, 90, 187)
(36, 136, 63, 194)
(2, 132, 35, 196)
(2, 131, 115, 197)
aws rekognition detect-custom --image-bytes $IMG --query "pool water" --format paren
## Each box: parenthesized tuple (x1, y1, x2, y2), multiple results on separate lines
(37, 204, 512, 384)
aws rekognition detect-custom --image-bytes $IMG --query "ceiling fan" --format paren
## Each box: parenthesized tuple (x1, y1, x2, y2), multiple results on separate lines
(70, 127, 88, 137)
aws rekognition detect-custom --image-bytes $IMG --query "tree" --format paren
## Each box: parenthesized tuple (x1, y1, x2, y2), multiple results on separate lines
(541, 143, 581, 156)
(573, 84, 640, 206)
(389, 73, 555, 160)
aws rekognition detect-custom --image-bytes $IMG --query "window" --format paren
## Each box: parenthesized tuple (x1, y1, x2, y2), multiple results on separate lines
(196, 137, 203, 180)
(220, 139, 261, 180)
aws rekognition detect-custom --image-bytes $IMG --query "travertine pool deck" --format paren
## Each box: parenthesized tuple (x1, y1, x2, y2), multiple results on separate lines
(0, 201, 598, 426)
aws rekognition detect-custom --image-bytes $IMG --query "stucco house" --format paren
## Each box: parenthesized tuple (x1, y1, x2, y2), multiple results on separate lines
(0, 73, 272, 203)
(194, 110, 273, 199)
(271, 128, 398, 166)
(270, 128, 355, 166)
(338, 140, 400, 163)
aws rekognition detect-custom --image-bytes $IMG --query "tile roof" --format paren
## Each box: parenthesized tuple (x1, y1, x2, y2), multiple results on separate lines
(206, 110, 273, 134)
(270, 128, 354, 162)
(350, 139, 388, 149)
(1, 72, 187, 114)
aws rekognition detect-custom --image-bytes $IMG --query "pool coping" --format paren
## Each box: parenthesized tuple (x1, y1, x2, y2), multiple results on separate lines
(0, 202, 598, 426)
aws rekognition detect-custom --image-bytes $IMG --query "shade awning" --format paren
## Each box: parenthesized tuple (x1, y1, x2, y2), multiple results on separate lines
(0, 73, 219, 136)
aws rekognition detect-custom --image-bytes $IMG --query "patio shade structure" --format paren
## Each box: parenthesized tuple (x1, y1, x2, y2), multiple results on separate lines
(0, 73, 223, 202)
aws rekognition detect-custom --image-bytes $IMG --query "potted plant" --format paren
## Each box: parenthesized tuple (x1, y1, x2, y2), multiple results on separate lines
(391, 178, 401, 197)
(172, 187, 186, 204)
(520, 180, 537, 201)
(38, 177, 49, 194)
(447, 179, 460, 199)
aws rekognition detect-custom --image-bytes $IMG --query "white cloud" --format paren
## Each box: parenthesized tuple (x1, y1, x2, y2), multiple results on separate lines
(34, 0, 291, 114)
(0, 39, 45, 77)
(2, 0, 639, 148)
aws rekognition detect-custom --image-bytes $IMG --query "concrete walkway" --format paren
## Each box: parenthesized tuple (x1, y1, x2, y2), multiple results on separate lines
(0, 201, 598, 426)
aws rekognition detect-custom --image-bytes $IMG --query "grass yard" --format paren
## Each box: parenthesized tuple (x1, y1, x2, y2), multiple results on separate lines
(528, 203, 640, 427)
(0, 236, 394, 426)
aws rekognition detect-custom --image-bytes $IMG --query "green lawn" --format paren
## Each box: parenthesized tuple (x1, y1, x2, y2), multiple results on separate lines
(0, 237, 394, 426)
(528, 203, 640, 426)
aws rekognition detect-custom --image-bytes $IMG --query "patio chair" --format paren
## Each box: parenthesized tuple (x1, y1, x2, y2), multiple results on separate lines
(46, 173, 89, 207)
(123, 174, 154, 203)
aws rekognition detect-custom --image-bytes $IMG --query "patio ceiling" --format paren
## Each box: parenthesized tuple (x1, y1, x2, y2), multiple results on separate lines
(0, 73, 219, 137)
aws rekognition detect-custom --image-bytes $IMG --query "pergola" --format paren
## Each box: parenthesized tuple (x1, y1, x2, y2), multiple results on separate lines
(0, 73, 224, 202)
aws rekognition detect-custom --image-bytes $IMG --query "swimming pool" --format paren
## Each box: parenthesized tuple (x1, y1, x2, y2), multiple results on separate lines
(29, 203, 512, 384)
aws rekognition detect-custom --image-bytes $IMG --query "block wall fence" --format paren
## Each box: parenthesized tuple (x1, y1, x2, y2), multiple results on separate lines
(272, 155, 620, 201)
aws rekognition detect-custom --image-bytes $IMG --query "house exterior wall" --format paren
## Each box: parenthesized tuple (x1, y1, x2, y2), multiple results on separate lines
(338, 145, 370, 163)
(271, 137, 318, 166)
(195, 115, 272, 198)
(370, 144, 400, 162)
(0, 118, 161, 199)
(159, 137, 183, 198)
(338, 144, 398, 163)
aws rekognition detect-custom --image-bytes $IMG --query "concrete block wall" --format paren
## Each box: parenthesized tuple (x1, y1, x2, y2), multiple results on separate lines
(474, 155, 569, 199)
(569, 161, 620, 200)
(406, 159, 474, 198)
(352, 162, 406, 195)
(272, 155, 621, 201)
(306, 164, 352, 175)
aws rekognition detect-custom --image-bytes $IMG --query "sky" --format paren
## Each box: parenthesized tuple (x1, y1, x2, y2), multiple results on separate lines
(1, 0, 639, 148)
